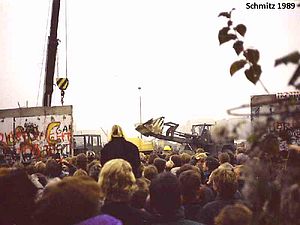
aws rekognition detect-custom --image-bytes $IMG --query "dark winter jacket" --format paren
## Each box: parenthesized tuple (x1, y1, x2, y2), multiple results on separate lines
(183, 202, 204, 222)
(196, 195, 246, 225)
(100, 137, 141, 178)
(100, 201, 152, 225)
(152, 207, 204, 225)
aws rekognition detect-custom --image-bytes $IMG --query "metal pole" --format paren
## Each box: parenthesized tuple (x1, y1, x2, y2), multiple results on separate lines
(138, 87, 142, 139)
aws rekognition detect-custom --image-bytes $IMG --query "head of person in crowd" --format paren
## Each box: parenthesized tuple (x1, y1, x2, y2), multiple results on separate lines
(34, 161, 46, 174)
(176, 164, 200, 178)
(214, 203, 253, 225)
(153, 157, 167, 173)
(34, 176, 101, 225)
(130, 177, 150, 209)
(86, 150, 96, 163)
(193, 152, 208, 168)
(163, 145, 172, 154)
(165, 157, 174, 171)
(236, 146, 246, 155)
(170, 154, 182, 168)
(227, 150, 237, 165)
(204, 156, 220, 172)
(150, 172, 181, 215)
(212, 167, 238, 199)
(85, 150, 96, 163)
(67, 156, 77, 165)
(178, 170, 202, 204)
(196, 147, 205, 153)
(24, 163, 36, 175)
(143, 164, 158, 181)
(0, 169, 38, 225)
(76, 153, 88, 171)
(110, 124, 125, 139)
(74, 168, 88, 177)
(139, 152, 147, 164)
(148, 153, 159, 165)
(236, 153, 249, 165)
(180, 153, 191, 165)
(88, 162, 102, 182)
(98, 158, 136, 202)
(218, 152, 231, 164)
(45, 158, 62, 178)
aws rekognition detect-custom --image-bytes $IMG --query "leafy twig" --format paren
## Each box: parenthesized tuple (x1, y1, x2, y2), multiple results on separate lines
(218, 9, 264, 87)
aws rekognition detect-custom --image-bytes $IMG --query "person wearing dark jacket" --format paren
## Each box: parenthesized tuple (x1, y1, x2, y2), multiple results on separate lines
(150, 172, 204, 225)
(100, 125, 141, 178)
(196, 167, 247, 225)
(178, 170, 214, 221)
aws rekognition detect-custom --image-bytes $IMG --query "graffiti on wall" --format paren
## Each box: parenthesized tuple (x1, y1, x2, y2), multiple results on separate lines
(0, 116, 72, 157)
(251, 91, 300, 151)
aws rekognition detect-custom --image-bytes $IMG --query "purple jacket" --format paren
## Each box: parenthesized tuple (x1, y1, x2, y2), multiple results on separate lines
(75, 214, 123, 225)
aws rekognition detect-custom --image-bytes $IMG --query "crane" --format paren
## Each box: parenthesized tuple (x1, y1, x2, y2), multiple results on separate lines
(43, 0, 61, 107)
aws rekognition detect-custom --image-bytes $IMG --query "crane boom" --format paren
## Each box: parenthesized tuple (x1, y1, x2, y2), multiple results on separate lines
(43, 0, 61, 107)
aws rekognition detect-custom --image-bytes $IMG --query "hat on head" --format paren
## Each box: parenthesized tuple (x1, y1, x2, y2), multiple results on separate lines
(163, 145, 172, 151)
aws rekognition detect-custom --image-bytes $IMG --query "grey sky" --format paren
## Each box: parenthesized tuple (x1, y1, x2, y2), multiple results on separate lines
(1, 0, 299, 136)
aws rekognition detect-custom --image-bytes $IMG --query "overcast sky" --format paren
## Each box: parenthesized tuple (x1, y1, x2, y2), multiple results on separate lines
(0, 0, 299, 136)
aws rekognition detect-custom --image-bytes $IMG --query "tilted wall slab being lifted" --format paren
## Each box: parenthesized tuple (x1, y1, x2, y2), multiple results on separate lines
(0, 105, 73, 157)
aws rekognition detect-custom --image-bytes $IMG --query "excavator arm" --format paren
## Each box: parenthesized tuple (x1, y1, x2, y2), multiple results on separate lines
(135, 117, 205, 146)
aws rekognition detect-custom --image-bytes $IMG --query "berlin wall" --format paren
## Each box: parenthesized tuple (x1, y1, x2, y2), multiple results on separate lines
(0, 105, 73, 158)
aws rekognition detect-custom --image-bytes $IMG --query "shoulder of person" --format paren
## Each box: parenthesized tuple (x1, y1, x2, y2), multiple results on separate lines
(125, 140, 139, 149)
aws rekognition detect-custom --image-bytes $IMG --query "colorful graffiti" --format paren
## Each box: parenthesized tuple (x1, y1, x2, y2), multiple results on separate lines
(0, 118, 72, 158)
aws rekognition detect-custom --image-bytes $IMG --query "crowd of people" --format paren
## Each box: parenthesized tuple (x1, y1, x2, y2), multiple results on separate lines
(0, 124, 299, 225)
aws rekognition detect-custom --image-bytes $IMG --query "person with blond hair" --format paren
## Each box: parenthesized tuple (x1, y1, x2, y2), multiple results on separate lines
(100, 125, 141, 178)
(214, 203, 252, 225)
(197, 168, 247, 225)
(98, 159, 152, 225)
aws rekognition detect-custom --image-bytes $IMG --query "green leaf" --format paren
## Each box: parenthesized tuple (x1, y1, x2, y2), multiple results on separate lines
(230, 60, 247, 76)
(289, 65, 300, 86)
(234, 24, 247, 37)
(245, 65, 261, 84)
(218, 12, 231, 18)
(244, 49, 260, 64)
(274, 51, 300, 66)
(233, 40, 244, 55)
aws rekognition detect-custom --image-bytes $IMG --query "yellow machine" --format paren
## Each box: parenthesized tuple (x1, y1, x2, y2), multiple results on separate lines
(127, 137, 154, 153)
